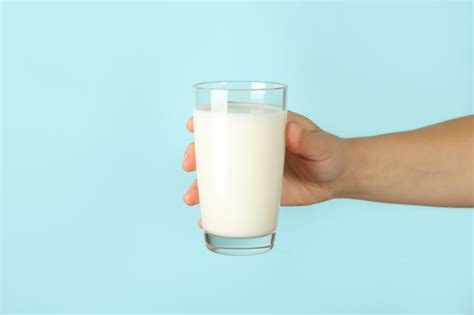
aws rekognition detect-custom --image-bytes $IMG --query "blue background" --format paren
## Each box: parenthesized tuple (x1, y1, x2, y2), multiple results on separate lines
(1, 1, 472, 313)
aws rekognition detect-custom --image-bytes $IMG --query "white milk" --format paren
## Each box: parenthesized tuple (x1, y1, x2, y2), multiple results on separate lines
(194, 103, 287, 238)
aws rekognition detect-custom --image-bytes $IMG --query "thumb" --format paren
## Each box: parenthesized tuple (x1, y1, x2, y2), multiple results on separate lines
(286, 121, 331, 162)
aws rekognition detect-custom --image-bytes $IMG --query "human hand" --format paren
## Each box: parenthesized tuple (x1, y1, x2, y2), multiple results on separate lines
(182, 111, 350, 227)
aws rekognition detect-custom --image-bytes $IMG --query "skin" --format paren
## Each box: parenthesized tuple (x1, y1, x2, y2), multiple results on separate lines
(183, 112, 474, 228)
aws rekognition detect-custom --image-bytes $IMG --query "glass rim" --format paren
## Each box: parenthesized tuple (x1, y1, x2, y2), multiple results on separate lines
(193, 80, 287, 91)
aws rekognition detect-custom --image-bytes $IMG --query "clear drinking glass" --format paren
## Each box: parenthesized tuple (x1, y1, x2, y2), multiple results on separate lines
(193, 81, 287, 255)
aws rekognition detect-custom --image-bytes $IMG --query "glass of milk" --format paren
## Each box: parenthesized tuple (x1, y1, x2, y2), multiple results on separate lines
(193, 81, 287, 255)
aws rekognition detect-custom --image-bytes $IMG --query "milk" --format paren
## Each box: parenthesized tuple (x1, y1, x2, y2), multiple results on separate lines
(194, 103, 287, 238)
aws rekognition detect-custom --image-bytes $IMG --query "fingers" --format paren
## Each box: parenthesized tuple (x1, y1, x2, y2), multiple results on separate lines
(287, 111, 321, 132)
(183, 179, 199, 205)
(183, 116, 196, 171)
(182, 143, 196, 172)
(183, 180, 202, 228)
(186, 117, 194, 133)
(185, 117, 201, 228)
(286, 121, 304, 154)
(183, 180, 202, 229)
(286, 120, 331, 162)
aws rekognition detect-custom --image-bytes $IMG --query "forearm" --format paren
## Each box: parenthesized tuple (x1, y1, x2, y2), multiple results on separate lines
(336, 116, 474, 207)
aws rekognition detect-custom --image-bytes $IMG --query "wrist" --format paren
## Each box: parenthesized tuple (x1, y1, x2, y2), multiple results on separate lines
(331, 137, 363, 199)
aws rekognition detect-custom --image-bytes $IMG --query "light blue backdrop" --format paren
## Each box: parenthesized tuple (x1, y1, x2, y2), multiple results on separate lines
(1, 1, 472, 313)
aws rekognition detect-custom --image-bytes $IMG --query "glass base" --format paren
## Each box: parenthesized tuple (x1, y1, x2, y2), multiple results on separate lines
(204, 232, 276, 256)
